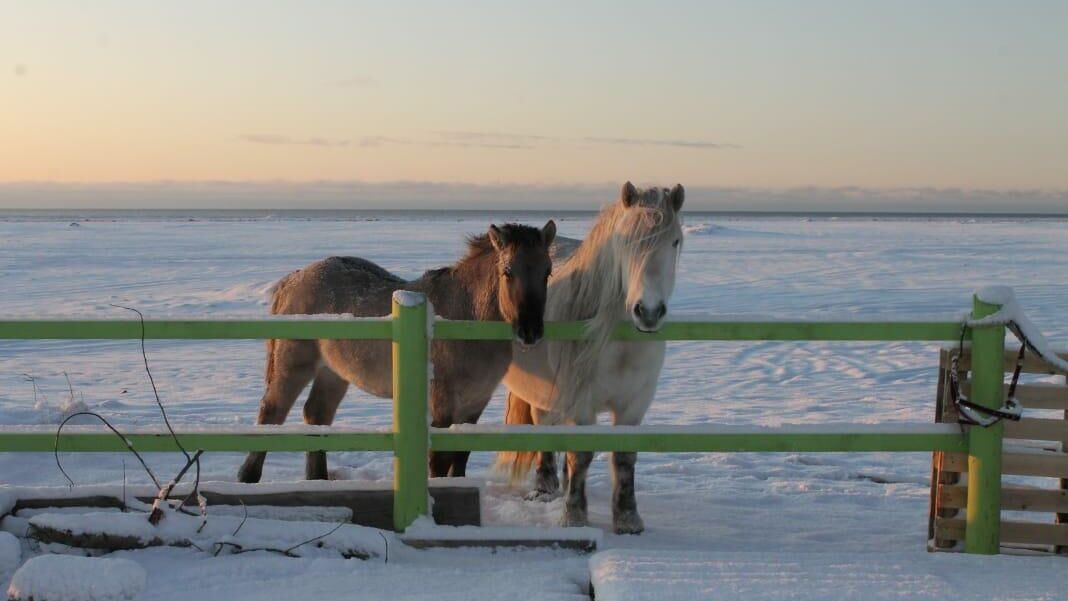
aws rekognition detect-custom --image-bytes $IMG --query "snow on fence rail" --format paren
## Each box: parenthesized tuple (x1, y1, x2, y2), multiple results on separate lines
(0, 291, 1010, 554)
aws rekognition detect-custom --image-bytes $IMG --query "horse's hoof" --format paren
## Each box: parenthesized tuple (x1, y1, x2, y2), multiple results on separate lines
(236, 466, 262, 484)
(560, 508, 588, 528)
(613, 512, 644, 535)
(524, 489, 559, 502)
(534, 473, 559, 495)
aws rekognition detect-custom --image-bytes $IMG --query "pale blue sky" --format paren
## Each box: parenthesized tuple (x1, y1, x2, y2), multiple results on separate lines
(3, 1, 1066, 209)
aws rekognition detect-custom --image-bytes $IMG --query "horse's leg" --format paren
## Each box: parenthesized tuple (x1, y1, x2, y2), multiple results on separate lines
(428, 418, 454, 479)
(428, 382, 455, 478)
(238, 339, 318, 483)
(428, 426, 453, 478)
(447, 397, 491, 478)
(534, 451, 559, 497)
(561, 449, 593, 527)
(302, 368, 350, 480)
(560, 402, 596, 526)
(447, 450, 470, 478)
(610, 450, 643, 534)
(531, 405, 560, 498)
(610, 397, 654, 534)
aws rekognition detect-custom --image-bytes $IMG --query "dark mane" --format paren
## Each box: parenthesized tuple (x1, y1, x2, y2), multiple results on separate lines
(419, 223, 545, 281)
(462, 223, 544, 261)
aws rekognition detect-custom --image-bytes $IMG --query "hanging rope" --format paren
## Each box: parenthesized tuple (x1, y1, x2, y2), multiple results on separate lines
(949, 323, 1024, 428)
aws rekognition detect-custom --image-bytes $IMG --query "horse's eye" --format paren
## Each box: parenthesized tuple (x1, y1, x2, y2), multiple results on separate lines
(672, 239, 681, 248)
(503, 266, 513, 279)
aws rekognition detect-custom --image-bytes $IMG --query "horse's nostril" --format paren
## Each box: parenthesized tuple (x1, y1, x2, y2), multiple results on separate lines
(657, 303, 667, 319)
(633, 303, 644, 318)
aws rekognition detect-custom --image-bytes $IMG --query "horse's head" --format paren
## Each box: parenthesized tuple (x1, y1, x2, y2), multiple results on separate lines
(614, 181, 685, 332)
(488, 220, 556, 347)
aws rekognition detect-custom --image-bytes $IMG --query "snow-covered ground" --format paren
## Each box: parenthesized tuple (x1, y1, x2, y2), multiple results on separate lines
(2, 211, 1067, 599)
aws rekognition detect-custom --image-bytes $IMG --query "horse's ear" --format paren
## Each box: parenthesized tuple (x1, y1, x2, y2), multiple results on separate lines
(488, 224, 506, 251)
(621, 181, 638, 207)
(541, 220, 556, 246)
(669, 184, 685, 212)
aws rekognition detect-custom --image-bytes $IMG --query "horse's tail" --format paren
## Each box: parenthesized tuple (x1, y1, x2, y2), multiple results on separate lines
(496, 391, 539, 485)
(263, 273, 291, 386)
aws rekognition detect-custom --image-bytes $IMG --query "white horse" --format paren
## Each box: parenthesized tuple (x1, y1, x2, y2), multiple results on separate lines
(500, 181, 684, 534)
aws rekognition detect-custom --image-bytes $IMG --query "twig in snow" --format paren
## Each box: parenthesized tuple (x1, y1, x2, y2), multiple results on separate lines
(55, 410, 162, 490)
(149, 449, 204, 524)
(64, 371, 75, 404)
(378, 530, 389, 564)
(283, 521, 347, 555)
(22, 373, 43, 405)
(46, 305, 211, 527)
(230, 501, 248, 537)
(111, 304, 205, 524)
(109, 304, 191, 461)
(178, 452, 203, 522)
(210, 521, 348, 558)
(195, 490, 209, 531)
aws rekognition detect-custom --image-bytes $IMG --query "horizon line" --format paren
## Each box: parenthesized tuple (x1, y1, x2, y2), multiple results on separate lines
(3, 207, 1068, 218)
(3, 180, 1066, 213)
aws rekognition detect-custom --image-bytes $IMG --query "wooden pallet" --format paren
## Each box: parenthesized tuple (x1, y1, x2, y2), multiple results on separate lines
(928, 346, 1068, 553)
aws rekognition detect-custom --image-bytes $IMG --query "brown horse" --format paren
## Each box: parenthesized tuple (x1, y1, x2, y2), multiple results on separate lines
(238, 221, 556, 483)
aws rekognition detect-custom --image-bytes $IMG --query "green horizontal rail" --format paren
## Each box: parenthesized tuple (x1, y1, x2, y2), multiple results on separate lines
(0, 427, 965, 454)
(0, 432, 395, 453)
(0, 319, 393, 340)
(438, 320, 964, 341)
(0, 293, 1006, 551)
(429, 426, 968, 453)
(0, 318, 962, 342)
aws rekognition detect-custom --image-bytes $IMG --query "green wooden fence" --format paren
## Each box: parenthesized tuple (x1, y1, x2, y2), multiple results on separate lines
(0, 293, 1007, 554)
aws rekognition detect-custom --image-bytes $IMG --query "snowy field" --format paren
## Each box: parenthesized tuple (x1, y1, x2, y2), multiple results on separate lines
(2, 210, 1067, 599)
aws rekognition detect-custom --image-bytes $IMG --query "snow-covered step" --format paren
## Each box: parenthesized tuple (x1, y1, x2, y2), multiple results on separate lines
(589, 549, 1068, 601)
(5, 478, 482, 530)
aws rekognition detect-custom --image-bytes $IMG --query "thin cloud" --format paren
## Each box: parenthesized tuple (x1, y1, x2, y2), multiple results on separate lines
(436, 130, 737, 150)
(358, 135, 416, 147)
(240, 131, 732, 152)
(360, 134, 534, 150)
(240, 134, 350, 148)
(442, 140, 535, 150)
(583, 136, 739, 150)
(436, 130, 561, 144)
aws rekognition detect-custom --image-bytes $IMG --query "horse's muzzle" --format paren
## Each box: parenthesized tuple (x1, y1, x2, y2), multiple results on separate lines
(515, 323, 544, 349)
(633, 302, 667, 332)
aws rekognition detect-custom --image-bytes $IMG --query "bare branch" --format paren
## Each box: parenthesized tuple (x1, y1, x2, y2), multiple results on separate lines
(55, 411, 162, 490)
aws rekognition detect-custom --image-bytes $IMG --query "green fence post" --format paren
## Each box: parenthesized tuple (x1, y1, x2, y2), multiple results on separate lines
(392, 291, 430, 531)
(965, 293, 1005, 554)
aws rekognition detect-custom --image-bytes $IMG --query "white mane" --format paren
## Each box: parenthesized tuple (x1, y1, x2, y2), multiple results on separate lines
(546, 188, 682, 416)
